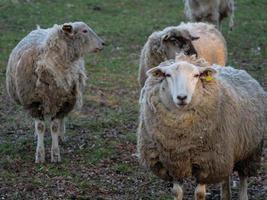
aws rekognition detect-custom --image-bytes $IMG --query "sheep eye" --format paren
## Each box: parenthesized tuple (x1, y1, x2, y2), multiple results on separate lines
(165, 74, 171, 77)
(82, 30, 88, 33)
(194, 74, 200, 78)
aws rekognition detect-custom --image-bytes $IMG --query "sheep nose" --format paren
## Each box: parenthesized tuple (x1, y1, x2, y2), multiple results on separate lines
(177, 95, 187, 101)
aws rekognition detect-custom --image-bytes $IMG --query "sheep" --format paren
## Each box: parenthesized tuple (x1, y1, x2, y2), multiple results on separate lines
(137, 55, 266, 200)
(6, 21, 105, 163)
(138, 22, 227, 87)
(183, 0, 235, 30)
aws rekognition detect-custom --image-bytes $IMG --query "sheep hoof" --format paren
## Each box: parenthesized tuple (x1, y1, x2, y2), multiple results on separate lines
(35, 157, 45, 163)
(35, 149, 45, 163)
(59, 135, 66, 143)
(51, 154, 61, 163)
(51, 148, 61, 163)
(172, 183, 183, 200)
(195, 192, 206, 200)
(195, 184, 206, 200)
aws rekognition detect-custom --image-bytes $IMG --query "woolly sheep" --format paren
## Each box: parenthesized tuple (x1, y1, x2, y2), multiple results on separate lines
(137, 55, 265, 200)
(138, 22, 227, 87)
(184, 0, 235, 30)
(6, 21, 105, 163)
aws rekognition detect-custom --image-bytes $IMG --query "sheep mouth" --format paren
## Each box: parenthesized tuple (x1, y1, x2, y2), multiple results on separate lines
(176, 102, 188, 107)
(92, 47, 103, 53)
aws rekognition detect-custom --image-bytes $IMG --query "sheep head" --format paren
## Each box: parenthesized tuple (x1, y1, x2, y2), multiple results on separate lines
(61, 22, 105, 54)
(146, 61, 216, 109)
(160, 28, 199, 59)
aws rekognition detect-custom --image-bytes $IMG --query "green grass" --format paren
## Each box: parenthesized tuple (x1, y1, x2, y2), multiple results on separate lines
(0, 0, 266, 199)
(113, 163, 134, 174)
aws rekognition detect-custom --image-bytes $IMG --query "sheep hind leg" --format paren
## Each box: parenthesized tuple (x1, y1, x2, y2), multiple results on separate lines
(239, 176, 248, 200)
(35, 119, 45, 163)
(220, 176, 231, 200)
(195, 184, 206, 200)
(50, 119, 61, 162)
(172, 183, 183, 200)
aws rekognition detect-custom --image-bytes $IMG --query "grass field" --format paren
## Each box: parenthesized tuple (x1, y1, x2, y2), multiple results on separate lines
(0, 0, 266, 199)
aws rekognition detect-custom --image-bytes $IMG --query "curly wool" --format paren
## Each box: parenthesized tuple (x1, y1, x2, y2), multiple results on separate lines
(138, 64, 266, 183)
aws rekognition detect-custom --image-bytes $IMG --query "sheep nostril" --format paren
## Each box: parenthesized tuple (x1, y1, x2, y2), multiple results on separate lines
(102, 41, 106, 46)
(177, 95, 187, 101)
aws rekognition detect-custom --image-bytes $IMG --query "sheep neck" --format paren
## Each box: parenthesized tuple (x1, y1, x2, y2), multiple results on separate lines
(43, 26, 84, 65)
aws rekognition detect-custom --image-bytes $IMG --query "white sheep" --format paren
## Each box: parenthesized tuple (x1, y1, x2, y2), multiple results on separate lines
(6, 22, 105, 163)
(137, 55, 266, 200)
(183, 0, 235, 30)
(138, 22, 227, 87)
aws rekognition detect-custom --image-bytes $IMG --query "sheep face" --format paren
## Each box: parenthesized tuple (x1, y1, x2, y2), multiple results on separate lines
(62, 22, 105, 54)
(147, 62, 216, 108)
(160, 28, 199, 59)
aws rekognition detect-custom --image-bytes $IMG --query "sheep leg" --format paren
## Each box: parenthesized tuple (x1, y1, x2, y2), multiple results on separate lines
(59, 118, 65, 141)
(172, 183, 183, 200)
(229, 13, 234, 31)
(195, 184, 206, 200)
(239, 176, 248, 200)
(220, 176, 231, 200)
(210, 11, 220, 30)
(35, 119, 45, 163)
(138, 63, 147, 87)
(50, 119, 61, 162)
(219, 22, 223, 32)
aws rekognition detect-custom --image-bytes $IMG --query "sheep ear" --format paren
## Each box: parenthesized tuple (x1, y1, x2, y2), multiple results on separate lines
(146, 67, 165, 78)
(62, 24, 73, 35)
(162, 32, 172, 41)
(199, 67, 217, 82)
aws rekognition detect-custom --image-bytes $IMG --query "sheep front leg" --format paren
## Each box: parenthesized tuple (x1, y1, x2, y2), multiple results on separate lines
(50, 119, 61, 162)
(35, 119, 45, 163)
(211, 11, 220, 30)
(59, 118, 65, 141)
(239, 176, 248, 200)
(172, 183, 183, 200)
(195, 184, 206, 200)
(220, 176, 231, 200)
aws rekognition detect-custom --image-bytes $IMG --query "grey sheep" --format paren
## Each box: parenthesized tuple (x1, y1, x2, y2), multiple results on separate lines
(184, 0, 235, 30)
(137, 54, 265, 200)
(138, 22, 227, 87)
(6, 21, 105, 163)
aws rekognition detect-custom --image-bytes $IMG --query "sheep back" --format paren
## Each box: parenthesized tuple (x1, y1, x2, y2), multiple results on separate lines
(187, 22, 227, 66)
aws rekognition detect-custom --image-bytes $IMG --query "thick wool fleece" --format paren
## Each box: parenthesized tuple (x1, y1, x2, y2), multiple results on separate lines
(138, 66, 265, 184)
(6, 24, 87, 120)
(138, 22, 227, 87)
